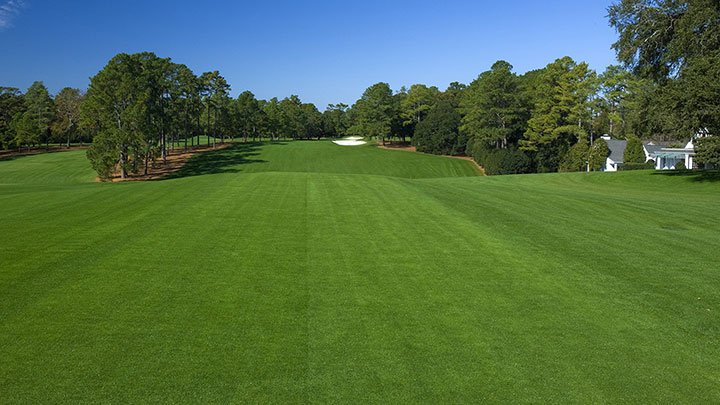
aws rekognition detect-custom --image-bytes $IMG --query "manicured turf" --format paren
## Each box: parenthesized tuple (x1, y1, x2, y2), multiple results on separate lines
(0, 141, 718, 403)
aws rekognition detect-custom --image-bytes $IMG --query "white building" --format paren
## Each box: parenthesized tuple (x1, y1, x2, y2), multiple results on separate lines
(650, 138, 697, 170)
(603, 137, 626, 171)
(601, 133, 715, 171)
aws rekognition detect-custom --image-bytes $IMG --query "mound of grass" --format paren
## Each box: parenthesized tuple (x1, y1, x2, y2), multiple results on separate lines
(0, 141, 718, 402)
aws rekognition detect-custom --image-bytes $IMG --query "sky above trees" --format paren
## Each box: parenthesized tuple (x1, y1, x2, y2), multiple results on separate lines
(0, 0, 617, 108)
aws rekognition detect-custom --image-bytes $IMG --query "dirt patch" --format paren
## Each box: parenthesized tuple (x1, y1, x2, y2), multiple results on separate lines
(98, 143, 233, 182)
(377, 142, 485, 175)
(0, 145, 89, 159)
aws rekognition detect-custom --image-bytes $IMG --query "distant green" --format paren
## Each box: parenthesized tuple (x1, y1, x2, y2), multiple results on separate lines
(0, 141, 718, 403)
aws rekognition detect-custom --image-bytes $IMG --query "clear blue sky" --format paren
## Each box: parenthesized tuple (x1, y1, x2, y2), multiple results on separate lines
(1, 0, 619, 109)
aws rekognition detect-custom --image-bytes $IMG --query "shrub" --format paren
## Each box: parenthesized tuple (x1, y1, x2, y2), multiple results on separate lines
(559, 141, 589, 172)
(624, 136, 646, 164)
(467, 141, 532, 175)
(675, 160, 686, 170)
(622, 161, 655, 170)
(413, 101, 461, 155)
(589, 139, 609, 171)
(695, 136, 720, 167)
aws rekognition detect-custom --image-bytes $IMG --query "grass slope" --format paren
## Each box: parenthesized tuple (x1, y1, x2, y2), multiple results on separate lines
(0, 141, 718, 403)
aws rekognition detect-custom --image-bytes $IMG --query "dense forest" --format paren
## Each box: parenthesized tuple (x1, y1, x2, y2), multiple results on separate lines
(1, 0, 719, 178)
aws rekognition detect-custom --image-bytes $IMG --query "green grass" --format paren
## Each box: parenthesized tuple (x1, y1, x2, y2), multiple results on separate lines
(0, 141, 719, 403)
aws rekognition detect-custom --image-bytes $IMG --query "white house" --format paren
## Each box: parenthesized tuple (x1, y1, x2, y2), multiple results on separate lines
(650, 138, 697, 170)
(603, 137, 626, 171)
(600, 133, 715, 171)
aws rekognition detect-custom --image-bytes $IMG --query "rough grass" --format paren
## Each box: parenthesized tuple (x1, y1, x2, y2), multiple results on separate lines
(0, 141, 718, 403)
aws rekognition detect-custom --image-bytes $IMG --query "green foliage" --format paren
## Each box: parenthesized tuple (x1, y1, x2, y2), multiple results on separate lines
(23, 81, 55, 146)
(560, 140, 589, 172)
(236, 90, 261, 141)
(622, 161, 655, 171)
(51, 87, 84, 147)
(400, 84, 438, 127)
(609, 0, 720, 81)
(86, 132, 118, 180)
(467, 140, 533, 175)
(323, 103, 349, 138)
(460, 60, 526, 149)
(609, 1, 720, 140)
(10, 112, 39, 148)
(595, 65, 636, 138)
(589, 138, 610, 171)
(0, 87, 26, 149)
(263, 98, 284, 140)
(349, 82, 395, 144)
(413, 101, 462, 155)
(624, 136, 646, 164)
(82, 52, 187, 179)
(521, 57, 596, 160)
(671, 51, 720, 137)
(675, 160, 686, 170)
(200, 70, 232, 145)
(695, 136, 720, 167)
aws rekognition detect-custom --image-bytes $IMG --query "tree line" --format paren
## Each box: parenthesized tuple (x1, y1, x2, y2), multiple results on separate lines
(1, 84, 87, 151)
(80, 52, 351, 180)
(3, 1, 718, 178)
(1, 52, 349, 180)
(345, 0, 720, 174)
(0, 54, 646, 177)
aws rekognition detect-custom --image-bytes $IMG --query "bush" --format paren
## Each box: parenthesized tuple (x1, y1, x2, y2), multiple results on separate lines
(467, 140, 532, 175)
(412, 101, 461, 155)
(589, 139, 609, 171)
(695, 136, 720, 167)
(624, 136, 646, 164)
(675, 160, 686, 170)
(622, 161, 655, 171)
(559, 141, 589, 172)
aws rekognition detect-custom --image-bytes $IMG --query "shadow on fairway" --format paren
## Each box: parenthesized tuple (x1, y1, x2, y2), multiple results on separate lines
(651, 169, 720, 182)
(0, 146, 89, 162)
(162, 142, 280, 180)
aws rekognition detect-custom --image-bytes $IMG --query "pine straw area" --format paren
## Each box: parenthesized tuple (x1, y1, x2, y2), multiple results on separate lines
(377, 141, 485, 175)
(101, 143, 233, 182)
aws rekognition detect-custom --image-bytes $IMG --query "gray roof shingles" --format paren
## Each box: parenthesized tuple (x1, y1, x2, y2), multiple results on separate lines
(605, 139, 627, 163)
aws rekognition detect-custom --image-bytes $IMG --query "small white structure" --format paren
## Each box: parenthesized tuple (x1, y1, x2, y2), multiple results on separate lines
(603, 136, 626, 172)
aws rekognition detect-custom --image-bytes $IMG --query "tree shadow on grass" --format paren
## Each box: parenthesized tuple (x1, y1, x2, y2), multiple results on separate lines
(650, 169, 720, 183)
(0, 146, 89, 163)
(161, 141, 282, 180)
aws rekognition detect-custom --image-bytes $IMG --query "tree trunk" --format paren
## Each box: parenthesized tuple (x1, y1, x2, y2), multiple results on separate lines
(212, 107, 217, 149)
(184, 110, 189, 153)
(120, 150, 127, 179)
(161, 132, 166, 163)
(144, 150, 150, 176)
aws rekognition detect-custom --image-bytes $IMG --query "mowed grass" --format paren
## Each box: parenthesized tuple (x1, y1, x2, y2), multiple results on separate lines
(0, 141, 719, 403)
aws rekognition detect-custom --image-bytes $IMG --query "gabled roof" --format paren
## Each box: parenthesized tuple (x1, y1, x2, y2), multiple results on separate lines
(605, 139, 627, 163)
(643, 143, 665, 155)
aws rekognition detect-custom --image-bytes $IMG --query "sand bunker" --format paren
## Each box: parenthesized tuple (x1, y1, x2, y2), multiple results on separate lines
(333, 137, 366, 146)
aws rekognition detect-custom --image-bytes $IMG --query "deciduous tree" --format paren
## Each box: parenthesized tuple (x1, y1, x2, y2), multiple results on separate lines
(52, 87, 83, 148)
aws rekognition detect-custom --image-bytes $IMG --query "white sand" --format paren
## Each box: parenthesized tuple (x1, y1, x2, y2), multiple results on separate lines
(345, 136, 364, 140)
(333, 139, 367, 146)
